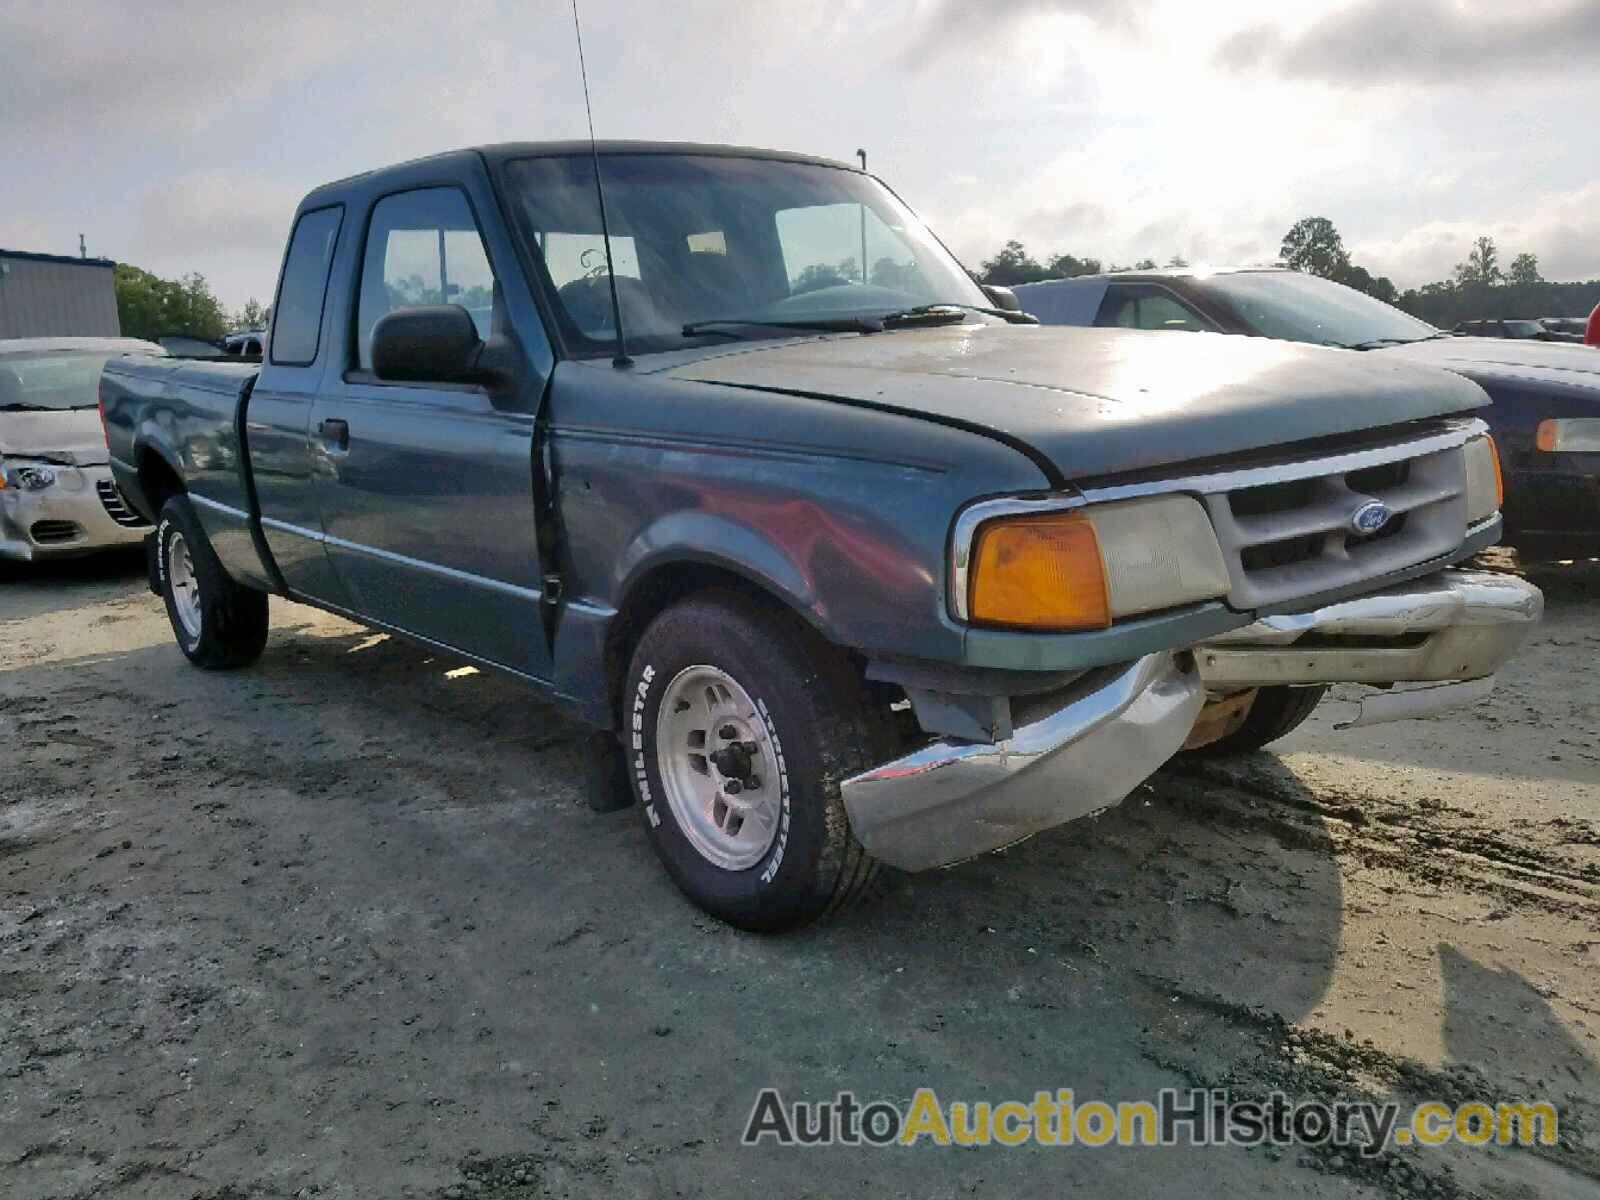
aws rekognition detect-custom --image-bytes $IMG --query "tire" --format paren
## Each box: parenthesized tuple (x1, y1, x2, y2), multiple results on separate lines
(623, 590, 888, 932)
(155, 496, 269, 670)
(1186, 684, 1328, 757)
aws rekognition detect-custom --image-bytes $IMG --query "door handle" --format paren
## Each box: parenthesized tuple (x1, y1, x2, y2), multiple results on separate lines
(319, 418, 350, 454)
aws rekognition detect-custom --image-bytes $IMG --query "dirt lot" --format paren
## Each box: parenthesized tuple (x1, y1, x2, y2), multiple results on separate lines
(2, 549, 1598, 1199)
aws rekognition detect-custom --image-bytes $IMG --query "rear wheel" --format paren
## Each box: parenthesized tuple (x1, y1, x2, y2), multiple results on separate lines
(156, 496, 268, 670)
(623, 590, 888, 932)
(1185, 684, 1327, 757)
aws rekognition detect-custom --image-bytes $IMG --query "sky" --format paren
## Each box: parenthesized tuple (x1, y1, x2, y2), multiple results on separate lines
(3, 0, 1598, 313)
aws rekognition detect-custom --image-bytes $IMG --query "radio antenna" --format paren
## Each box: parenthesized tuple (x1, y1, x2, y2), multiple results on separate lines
(570, 0, 631, 367)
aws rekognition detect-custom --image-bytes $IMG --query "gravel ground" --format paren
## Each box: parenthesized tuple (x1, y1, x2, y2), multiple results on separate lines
(2, 549, 1597, 1199)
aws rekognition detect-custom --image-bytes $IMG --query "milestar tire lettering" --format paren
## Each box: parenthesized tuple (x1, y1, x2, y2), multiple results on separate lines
(632, 664, 660, 827)
(756, 697, 791, 884)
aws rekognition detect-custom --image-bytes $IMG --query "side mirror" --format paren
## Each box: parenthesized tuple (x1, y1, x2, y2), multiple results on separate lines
(372, 305, 484, 384)
(982, 284, 1022, 313)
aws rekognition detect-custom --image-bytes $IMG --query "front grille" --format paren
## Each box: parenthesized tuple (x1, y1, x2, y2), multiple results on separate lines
(30, 520, 81, 544)
(1203, 440, 1469, 609)
(97, 479, 150, 527)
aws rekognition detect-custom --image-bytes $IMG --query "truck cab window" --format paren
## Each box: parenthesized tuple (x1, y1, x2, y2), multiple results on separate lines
(1097, 285, 1208, 333)
(356, 188, 498, 371)
(774, 203, 924, 297)
(270, 206, 343, 366)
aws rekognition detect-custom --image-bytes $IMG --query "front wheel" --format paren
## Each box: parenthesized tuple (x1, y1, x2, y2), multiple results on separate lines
(623, 590, 888, 932)
(1184, 684, 1327, 757)
(156, 496, 269, 670)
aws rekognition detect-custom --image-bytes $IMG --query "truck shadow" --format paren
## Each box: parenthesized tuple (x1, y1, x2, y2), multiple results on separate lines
(866, 750, 1346, 1029)
(1438, 944, 1597, 1084)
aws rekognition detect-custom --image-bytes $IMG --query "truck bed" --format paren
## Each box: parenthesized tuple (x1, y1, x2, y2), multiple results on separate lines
(100, 356, 273, 588)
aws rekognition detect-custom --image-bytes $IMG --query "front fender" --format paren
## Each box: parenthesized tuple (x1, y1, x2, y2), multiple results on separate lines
(613, 511, 827, 635)
(541, 362, 1053, 725)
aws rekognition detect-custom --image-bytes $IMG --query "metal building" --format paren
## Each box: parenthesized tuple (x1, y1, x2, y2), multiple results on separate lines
(0, 249, 121, 339)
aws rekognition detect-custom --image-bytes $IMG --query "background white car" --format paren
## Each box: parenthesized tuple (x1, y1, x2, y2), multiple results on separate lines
(0, 336, 165, 561)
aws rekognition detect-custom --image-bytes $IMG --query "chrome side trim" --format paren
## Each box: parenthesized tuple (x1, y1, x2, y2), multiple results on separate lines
(260, 514, 325, 542)
(188, 493, 250, 522)
(260, 515, 544, 603)
(322, 532, 545, 604)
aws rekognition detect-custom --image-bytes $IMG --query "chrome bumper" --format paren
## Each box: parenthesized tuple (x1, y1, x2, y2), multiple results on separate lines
(841, 653, 1204, 871)
(1194, 568, 1542, 725)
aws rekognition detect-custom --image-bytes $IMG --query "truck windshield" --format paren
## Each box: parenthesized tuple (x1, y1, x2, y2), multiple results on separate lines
(1192, 271, 1442, 350)
(504, 153, 991, 356)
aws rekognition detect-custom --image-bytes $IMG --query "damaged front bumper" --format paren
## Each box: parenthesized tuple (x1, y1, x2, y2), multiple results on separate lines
(0, 462, 150, 561)
(1193, 568, 1543, 725)
(843, 568, 1541, 872)
(842, 652, 1204, 871)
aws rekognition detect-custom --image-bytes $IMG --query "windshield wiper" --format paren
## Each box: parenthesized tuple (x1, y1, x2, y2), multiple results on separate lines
(1342, 334, 1449, 351)
(0, 402, 60, 412)
(884, 303, 1038, 326)
(683, 302, 1038, 342)
(682, 316, 886, 339)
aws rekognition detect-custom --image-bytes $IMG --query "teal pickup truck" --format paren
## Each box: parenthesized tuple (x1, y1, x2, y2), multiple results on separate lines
(99, 142, 1541, 930)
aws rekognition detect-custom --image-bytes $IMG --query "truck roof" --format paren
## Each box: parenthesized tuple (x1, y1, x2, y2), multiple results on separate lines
(303, 141, 860, 205)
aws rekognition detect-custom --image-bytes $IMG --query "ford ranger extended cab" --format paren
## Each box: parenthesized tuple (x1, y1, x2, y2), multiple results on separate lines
(101, 142, 1542, 930)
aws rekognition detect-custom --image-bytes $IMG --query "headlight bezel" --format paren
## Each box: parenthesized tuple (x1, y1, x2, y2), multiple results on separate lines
(1462, 434, 1502, 526)
(0, 460, 58, 491)
(951, 492, 1232, 631)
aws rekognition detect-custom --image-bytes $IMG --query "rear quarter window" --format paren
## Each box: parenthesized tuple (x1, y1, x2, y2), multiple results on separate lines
(270, 205, 344, 366)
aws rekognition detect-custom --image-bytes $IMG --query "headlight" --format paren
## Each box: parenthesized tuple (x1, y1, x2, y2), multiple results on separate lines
(0, 462, 57, 491)
(1462, 434, 1502, 525)
(1535, 418, 1600, 453)
(958, 495, 1230, 630)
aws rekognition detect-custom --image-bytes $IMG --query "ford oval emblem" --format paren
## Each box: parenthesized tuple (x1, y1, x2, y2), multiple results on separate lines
(1349, 499, 1393, 536)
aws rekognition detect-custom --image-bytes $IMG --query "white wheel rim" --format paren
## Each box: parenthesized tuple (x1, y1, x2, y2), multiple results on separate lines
(167, 531, 202, 641)
(655, 664, 781, 871)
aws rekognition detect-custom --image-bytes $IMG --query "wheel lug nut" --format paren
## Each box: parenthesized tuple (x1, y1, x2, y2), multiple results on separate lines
(725, 780, 743, 795)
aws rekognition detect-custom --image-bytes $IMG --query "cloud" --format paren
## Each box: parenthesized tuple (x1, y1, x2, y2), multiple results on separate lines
(0, 3, 385, 142)
(136, 172, 303, 262)
(116, 171, 309, 303)
(1217, 0, 1600, 85)
(904, 0, 1150, 64)
(1355, 181, 1600, 286)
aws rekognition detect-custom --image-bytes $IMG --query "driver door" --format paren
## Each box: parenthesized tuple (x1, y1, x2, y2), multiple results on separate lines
(309, 184, 552, 677)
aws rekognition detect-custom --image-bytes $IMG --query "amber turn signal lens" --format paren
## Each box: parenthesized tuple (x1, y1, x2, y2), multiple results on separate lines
(968, 511, 1112, 630)
(1485, 434, 1504, 509)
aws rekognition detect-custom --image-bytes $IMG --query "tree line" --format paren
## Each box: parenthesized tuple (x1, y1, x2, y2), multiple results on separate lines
(113, 264, 267, 342)
(975, 220, 1600, 329)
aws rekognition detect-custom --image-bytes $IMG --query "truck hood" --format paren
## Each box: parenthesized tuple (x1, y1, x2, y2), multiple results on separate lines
(1374, 336, 1600, 402)
(0, 409, 109, 466)
(659, 324, 1488, 482)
